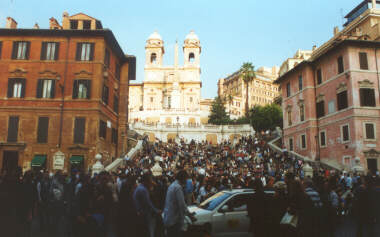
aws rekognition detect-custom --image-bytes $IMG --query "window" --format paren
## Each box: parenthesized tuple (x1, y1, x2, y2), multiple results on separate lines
(289, 138, 294, 151)
(102, 85, 109, 105)
(287, 110, 292, 126)
(73, 117, 85, 144)
(12, 41, 30, 60)
(168, 96, 171, 109)
(70, 20, 78, 29)
(41, 42, 59, 60)
(286, 82, 291, 97)
(37, 117, 49, 143)
(328, 100, 335, 114)
(115, 63, 120, 80)
(7, 116, 19, 142)
(189, 53, 195, 63)
(300, 134, 306, 149)
(113, 95, 119, 114)
(341, 124, 350, 143)
(364, 123, 375, 140)
(36, 79, 55, 98)
(150, 97, 153, 103)
(316, 101, 325, 118)
(337, 90, 348, 110)
(104, 49, 110, 68)
(299, 104, 305, 122)
(298, 75, 303, 91)
(112, 128, 118, 144)
(343, 156, 352, 167)
(7, 78, 26, 98)
(316, 68, 322, 85)
(150, 53, 157, 64)
(359, 52, 368, 70)
(190, 97, 193, 103)
(0, 41, 2, 59)
(83, 20, 91, 29)
(99, 120, 107, 139)
(359, 88, 376, 107)
(337, 56, 344, 74)
(73, 80, 91, 99)
(320, 131, 326, 147)
(76, 43, 94, 61)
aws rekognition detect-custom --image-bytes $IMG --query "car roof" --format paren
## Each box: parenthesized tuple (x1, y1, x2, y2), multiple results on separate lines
(222, 188, 275, 195)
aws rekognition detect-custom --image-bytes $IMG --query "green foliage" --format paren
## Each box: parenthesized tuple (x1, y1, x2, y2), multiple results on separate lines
(249, 103, 283, 132)
(208, 96, 230, 125)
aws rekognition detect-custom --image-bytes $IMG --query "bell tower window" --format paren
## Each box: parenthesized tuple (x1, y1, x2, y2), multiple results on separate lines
(189, 53, 195, 63)
(151, 53, 157, 64)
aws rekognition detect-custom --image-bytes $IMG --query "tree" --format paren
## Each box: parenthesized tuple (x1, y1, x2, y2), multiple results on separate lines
(240, 62, 256, 117)
(249, 103, 283, 133)
(208, 96, 230, 125)
(224, 94, 233, 115)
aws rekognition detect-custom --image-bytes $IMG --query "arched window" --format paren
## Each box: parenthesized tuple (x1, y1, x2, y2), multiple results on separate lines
(189, 53, 195, 63)
(150, 53, 157, 64)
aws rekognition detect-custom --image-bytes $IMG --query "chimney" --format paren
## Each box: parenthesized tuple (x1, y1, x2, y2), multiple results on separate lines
(372, 0, 376, 9)
(334, 26, 339, 36)
(312, 45, 317, 51)
(6, 17, 17, 29)
(33, 23, 39, 29)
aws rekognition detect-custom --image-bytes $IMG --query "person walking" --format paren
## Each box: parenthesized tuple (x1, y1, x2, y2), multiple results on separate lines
(163, 170, 193, 237)
(133, 172, 161, 237)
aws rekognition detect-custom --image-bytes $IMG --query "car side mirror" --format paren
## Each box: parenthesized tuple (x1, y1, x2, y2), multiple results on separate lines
(219, 205, 229, 214)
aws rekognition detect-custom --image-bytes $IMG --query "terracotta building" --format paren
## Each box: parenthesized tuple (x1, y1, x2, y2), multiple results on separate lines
(275, 0, 380, 173)
(218, 66, 279, 118)
(0, 12, 136, 174)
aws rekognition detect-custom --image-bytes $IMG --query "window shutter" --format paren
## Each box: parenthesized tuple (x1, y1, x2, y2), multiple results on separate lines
(25, 42, 31, 60)
(0, 42, 3, 59)
(54, 42, 60, 60)
(37, 117, 49, 143)
(40, 42, 47, 60)
(75, 43, 82, 61)
(74, 118, 85, 144)
(89, 43, 95, 61)
(127, 56, 136, 81)
(21, 79, 26, 98)
(7, 116, 19, 142)
(7, 79, 14, 98)
(36, 79, 43, 98)
(72, 80, 78, 99)
(50, 80, 56, 98)
(359, 52, 368, 70)
(11, 42, 18, 59)
(86, 80, 91, 99)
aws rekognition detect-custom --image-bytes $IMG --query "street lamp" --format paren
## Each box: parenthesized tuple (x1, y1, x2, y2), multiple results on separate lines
(176, 116, 180, 143)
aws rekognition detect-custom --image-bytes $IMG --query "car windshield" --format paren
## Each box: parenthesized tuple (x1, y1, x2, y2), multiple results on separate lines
(198, 192, 232, 211)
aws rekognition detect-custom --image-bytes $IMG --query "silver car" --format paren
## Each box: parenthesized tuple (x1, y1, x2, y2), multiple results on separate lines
(185, 189, 274, 237)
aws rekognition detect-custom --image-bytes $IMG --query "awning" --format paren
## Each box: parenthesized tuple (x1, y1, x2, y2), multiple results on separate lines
(31, 155, 47, 167)
(70, 155, 84, 164)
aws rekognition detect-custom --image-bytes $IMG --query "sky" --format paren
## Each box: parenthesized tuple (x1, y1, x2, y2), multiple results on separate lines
(0, 0, 362, 98)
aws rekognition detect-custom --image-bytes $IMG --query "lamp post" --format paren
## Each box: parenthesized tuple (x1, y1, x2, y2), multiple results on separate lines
(92, 153, 104, 177)
(176, 116, 180, 143)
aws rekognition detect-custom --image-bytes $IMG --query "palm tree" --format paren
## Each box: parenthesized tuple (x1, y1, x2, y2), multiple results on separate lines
(240, 62, 256, 117)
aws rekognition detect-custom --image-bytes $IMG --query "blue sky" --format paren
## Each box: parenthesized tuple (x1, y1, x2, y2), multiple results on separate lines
(0, 0, 361, 98)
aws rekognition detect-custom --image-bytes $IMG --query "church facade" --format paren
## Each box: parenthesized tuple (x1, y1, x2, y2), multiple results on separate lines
(129, 30, 210, 125)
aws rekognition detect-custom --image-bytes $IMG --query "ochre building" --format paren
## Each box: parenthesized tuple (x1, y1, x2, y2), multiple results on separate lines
(0, 12, 135, 174)
(218, 66, 279, 118)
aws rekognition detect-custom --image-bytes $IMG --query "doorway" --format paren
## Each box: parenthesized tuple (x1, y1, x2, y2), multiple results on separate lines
(367, 158, 378, 175)
(2, 151, 19, 174)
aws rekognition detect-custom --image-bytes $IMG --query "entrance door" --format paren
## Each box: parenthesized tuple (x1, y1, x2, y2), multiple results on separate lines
(367, 158, 378, 175)
(2, 151, 19, 174)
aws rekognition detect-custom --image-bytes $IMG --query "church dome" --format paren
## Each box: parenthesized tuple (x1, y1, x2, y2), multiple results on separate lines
(148, 31, 162, 41)
(185, 30, 199, 41)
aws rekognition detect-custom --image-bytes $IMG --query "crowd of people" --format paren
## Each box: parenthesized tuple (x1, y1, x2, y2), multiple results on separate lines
(0, 135, 379, 237)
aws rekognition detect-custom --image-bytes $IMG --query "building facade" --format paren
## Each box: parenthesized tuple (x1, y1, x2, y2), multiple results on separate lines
(275, 0, 380, 173)
(0, 12, 135, 174)
(129, 31, 210, 125)
(218, 66, 279, 118)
